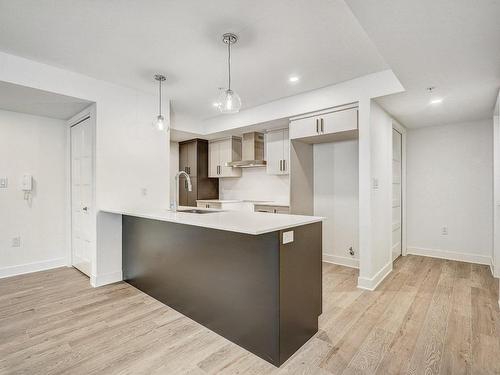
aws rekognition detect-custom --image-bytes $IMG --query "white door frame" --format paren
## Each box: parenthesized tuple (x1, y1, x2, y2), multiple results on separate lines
(66, 104, 97, 277)
(392, 120, 407, 256)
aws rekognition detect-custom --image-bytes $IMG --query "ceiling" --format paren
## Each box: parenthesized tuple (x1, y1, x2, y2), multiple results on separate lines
(0, 0, 388, 126)
(346, 0, 500, 128)
(0, 81, 92, 120)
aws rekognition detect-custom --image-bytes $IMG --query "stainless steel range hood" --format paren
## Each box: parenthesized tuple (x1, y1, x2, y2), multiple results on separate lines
(226, 132, 267, 168)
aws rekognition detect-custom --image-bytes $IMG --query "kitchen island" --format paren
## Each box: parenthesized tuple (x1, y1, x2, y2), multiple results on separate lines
(101, 208, 323, 367)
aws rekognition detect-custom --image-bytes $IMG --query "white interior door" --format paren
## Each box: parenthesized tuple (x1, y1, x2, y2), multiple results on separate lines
(71, 117, 93, 276)
(392, 129, 402, 261)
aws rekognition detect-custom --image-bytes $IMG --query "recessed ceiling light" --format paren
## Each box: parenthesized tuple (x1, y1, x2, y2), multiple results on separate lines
(430, 98, 443, 105)
(289, 76, 300, 83)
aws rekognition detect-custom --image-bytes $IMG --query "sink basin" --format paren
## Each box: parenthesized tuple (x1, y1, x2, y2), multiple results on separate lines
(176, 209, 218, 214)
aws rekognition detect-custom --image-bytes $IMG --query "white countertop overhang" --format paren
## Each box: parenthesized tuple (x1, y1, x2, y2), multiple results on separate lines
(100, 207, 323, 235)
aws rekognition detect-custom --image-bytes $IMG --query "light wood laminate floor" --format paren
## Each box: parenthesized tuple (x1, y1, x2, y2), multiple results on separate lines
(1, 255, 499, 374)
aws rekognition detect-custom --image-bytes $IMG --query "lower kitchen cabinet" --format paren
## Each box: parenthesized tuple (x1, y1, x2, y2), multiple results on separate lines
(254, 205, 290, 214)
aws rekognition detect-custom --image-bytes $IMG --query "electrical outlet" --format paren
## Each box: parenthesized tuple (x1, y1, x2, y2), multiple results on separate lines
(0, 177, 7, 188)
(349, 247, 355, 256)
(441, 226, 448, 236)
(12, 236, 21, 247)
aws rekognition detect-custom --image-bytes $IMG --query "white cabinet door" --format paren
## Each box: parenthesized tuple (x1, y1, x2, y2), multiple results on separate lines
(208, 141, 219, 178)
(282, 129, 290, 174)
(322, 108, 358, 135)
(266, 129, 290, 175)
(266, 130, 284, 175)
(290, 108, 358, 141)
(218, 137, 242, 178)
(289, 116, 319, 140)
(218, 138, 233, 177)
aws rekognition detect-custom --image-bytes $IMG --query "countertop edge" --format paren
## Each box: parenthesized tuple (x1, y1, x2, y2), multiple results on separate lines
(99, 209, 323, 235)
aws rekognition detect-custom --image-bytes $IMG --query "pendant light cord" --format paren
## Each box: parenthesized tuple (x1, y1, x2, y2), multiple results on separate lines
(158, 78, 162, 116)
(228, 40, 231, 90)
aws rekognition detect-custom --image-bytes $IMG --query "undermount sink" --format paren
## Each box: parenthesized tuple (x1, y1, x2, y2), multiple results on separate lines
(176, 209, 219, 214)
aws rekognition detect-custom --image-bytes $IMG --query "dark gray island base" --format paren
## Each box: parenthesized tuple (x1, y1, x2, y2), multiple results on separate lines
(122, 215, 322, 367)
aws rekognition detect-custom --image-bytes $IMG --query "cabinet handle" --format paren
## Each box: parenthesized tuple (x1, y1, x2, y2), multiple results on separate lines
(279, 160, 282, 171)
(316, 118, 319, 133)
(321, 118, 324, 133)
(283, 159, 286, 171)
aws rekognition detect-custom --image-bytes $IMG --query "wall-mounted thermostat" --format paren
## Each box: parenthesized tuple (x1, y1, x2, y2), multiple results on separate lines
(21, 174, 33, 191)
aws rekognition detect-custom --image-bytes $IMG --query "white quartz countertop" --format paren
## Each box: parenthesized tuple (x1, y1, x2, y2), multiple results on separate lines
(100, 207, 322, 235)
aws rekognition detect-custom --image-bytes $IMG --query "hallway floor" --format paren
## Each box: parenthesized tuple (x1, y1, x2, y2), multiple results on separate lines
(0, 255, 499, 374)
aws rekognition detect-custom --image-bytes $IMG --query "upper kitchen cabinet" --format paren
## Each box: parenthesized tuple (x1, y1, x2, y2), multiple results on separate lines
(289, 106, 358, 143)
(178, 139, 219, 206)
(208, 136, 242, 178)
(266, 129, 289, 175)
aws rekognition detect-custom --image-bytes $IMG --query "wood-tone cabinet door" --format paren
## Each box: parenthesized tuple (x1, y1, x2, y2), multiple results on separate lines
(179, 142, 189, 174)
(187, 141, 197, 176)
(178, 176, 189, 206)
(208, 141, 219, 178)
(187, 178, 198, 207)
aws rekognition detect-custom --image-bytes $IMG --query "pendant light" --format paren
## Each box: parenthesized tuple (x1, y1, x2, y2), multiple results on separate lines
(217, 33, 242, 114)
(153, 74, 168, 131)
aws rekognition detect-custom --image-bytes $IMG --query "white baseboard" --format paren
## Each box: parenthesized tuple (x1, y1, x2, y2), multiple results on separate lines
(322, 254, 359, 269)
(407, 247, 492, 267)
(0, 257, 67, 279)
(90, 270, 123, 287)
(357, 261, 392, 291)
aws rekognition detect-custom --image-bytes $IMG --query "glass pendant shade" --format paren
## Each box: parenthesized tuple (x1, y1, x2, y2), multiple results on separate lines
(153, 114, 166, 131)
(153, 74, 168, 132)
(217, 89, 242, 114)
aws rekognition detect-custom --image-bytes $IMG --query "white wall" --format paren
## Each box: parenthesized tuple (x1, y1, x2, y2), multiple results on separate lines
(358, 101, 393, 289)
(219, 168, 289, 203)
(314, 140, 359, 268)
(0, 109, 67, 277)
(0, 51, 170, 285)
(407, 119, 493, 265)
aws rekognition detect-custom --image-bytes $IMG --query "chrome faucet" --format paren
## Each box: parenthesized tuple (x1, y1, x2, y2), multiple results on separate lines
(172, 171, 192, 212)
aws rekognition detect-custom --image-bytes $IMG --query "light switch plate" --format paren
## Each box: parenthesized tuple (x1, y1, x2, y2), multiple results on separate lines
(0, 177, 7, 188)
(282, 230, 294, 244)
